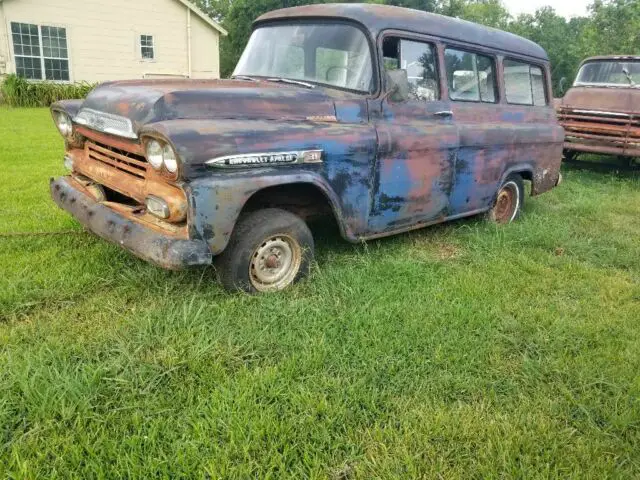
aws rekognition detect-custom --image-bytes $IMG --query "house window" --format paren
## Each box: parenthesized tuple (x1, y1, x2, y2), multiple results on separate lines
(140, 35, 154, 60)
(11, 22, 69, 81)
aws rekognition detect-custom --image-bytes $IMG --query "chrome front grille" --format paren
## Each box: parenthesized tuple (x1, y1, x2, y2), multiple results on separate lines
(75, 108, 137, 139)
(86, 141, 148, 180)
(558, 108, 640, 146)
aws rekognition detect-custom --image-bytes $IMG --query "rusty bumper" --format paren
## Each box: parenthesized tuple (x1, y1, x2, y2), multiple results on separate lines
(563, 140, 640, 157)
(50, 176, 212, 270)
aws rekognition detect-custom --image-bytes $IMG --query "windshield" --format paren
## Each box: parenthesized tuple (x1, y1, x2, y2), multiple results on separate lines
(233, 23, 374, 93)
(575, 60, 640, 87)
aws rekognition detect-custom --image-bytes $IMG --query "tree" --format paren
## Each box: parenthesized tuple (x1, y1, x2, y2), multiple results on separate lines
(580, 0, 640, 57)
(441, 0, 511, 29)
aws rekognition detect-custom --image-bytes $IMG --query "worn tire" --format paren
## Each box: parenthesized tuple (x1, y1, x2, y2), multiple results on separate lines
(215, 208, 314, 293)
(487, 173, 524, 224)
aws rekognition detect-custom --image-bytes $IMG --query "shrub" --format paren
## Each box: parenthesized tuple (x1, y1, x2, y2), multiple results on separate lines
(0, 74, 96, 107)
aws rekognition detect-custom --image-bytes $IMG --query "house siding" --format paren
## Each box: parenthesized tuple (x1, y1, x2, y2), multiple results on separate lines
(0, 2, 10, 75)
(0, 0, 220, 82)
(190, 12, 219, 79)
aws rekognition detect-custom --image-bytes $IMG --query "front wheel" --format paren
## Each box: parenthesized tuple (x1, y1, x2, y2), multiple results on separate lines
(215, 208, 314, 293)
(563, 150, 578, 162)
(487, 174, 524, 224)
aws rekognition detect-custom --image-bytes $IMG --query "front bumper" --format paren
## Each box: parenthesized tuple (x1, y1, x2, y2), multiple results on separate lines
(564, 139, 640, 157)
(50, 176, 212, 270)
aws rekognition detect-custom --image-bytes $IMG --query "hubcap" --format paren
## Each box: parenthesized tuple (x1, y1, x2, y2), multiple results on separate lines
(249, 235, 302, 292)
(492, 181, 519, 224)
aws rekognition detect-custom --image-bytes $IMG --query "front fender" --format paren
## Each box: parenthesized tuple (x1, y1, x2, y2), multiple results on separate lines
(186, 170, 354, 255)
(146, 119, 377, 254)
(51, 99, 84, 118)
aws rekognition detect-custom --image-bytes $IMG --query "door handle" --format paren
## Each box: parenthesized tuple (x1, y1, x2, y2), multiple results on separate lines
(433, 110, 453, 117)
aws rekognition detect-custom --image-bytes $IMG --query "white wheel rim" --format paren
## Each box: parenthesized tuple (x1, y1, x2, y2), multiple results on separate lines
(492, 180, 520, 224)
(249, 234, 302, 292)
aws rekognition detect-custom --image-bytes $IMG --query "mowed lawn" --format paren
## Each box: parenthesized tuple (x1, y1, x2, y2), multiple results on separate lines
(1, 107, 639, 479)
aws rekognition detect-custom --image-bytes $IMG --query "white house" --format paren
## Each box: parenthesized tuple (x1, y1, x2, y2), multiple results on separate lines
(0, 0, 227, 82)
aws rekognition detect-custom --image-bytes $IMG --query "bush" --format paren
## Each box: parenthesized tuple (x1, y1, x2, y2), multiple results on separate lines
(0, 74, 96, 107)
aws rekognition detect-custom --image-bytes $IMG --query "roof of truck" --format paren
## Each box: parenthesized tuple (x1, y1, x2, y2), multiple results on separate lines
(256, 3, 548, 61)
(581, 55, 640, 64)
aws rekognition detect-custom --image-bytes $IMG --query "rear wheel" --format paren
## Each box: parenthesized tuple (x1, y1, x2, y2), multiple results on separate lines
(215, 208, 314, 293)
(487, 174, 524, 224)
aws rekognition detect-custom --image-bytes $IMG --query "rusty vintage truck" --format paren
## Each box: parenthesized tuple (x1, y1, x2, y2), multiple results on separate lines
(50, 4, 563, 293)
(556, 55, 640, 161)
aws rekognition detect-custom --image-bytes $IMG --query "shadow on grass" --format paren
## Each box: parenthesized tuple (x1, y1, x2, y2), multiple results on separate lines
(147, 213, 488, 296)
(308, 212, 489, 261)
(563, 154, 640, 178)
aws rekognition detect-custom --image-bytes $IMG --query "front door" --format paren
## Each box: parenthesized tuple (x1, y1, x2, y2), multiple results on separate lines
(368, 37, 459, 233)
(442, 46, 502, 215)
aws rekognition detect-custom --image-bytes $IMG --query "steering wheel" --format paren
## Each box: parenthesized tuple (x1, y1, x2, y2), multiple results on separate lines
(325, 65, 355, 81)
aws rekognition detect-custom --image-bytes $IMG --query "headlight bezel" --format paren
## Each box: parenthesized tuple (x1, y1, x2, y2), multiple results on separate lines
(52, 110, 73, 138)
(143, 136, 181, 180)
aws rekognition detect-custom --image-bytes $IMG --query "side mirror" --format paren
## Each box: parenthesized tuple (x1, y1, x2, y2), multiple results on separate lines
(385, 69, 410, 103)
(558, 77, 567, 95)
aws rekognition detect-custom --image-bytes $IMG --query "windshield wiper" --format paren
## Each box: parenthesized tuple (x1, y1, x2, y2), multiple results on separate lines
(622, 68, 636, 87)
(265, 77, 314, 89)
(231, 75, 258, 82)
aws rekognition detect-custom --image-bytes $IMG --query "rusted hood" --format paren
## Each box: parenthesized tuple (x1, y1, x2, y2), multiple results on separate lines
(558, 86, 640, 113)
(79, 79, 339, 130)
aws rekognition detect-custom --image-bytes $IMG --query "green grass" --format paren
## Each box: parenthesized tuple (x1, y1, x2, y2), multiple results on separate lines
(1, 107, 639, 478)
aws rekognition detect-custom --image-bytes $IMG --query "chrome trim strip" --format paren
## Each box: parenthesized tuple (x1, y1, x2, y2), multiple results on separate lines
(574, 82, 640, 89)
(571, 109, 630, 117)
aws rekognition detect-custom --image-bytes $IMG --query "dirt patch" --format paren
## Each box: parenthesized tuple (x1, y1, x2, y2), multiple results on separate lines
(434, 242, 463, 260)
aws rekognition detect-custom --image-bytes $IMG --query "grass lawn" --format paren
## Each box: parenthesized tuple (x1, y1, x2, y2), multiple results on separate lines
(1, 107, 639, 478)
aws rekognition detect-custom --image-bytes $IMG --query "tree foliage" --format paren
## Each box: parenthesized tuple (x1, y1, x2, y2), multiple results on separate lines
(197, 0, 640, 96)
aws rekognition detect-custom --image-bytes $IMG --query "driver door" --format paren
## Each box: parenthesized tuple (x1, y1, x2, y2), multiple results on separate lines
(368, 36, 459, 233)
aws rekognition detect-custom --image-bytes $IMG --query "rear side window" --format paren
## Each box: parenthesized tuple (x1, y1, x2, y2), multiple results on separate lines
(444, 48, 497, 103)
(504, 59, 547, 106)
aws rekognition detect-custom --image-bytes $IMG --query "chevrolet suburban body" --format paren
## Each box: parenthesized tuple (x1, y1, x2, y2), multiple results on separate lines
(50, 4, 563, 293)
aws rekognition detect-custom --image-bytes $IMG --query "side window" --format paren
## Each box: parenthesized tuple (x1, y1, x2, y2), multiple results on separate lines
(445, 48, 496, 103)
(530, 66, 546, 106)
(382, 37, 439, 101)
(504, 59, 548, 106)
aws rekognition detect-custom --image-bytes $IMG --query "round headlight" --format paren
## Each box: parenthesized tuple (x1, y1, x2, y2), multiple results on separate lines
(162, 144, 178, 174)
(55, 111, 73, 137)
(146, 140, 163, 170)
